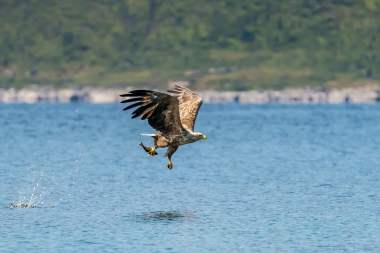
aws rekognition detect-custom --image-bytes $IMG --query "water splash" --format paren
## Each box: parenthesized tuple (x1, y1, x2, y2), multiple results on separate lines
(9, 175, 44, 209)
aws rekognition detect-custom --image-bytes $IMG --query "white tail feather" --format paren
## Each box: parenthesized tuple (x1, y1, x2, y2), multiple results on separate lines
(140, 133, 156, 137)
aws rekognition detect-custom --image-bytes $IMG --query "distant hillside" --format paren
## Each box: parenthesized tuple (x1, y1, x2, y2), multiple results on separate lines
(1, 0, 380, 90)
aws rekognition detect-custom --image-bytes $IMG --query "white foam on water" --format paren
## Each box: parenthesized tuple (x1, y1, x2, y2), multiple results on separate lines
(9, 172, 45, 208)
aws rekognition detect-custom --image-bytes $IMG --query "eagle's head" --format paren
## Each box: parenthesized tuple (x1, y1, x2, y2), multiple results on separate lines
(193, 132, 207, 141)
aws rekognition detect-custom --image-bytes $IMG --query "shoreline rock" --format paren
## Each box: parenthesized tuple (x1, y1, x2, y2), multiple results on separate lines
(0, 86, 379, 104)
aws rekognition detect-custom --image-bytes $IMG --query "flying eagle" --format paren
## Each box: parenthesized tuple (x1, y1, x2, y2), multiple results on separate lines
(120, 83, 207, 169)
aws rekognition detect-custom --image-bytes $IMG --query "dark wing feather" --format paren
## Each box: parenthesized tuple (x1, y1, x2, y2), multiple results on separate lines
(120, 97, 141, 103)
(120, 90, 183, 135)
(167, 83, 202, 131)
(122, 101, 145, 111)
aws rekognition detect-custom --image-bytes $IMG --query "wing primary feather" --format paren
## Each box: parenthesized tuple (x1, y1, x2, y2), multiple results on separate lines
(141, 105, 158, 120)
(120, 93, 141, 97)
(123, 101, 145, 111)
(142, 104, 158, 119)
(120, 97, 142, 103)
(131, 102, 155, 118)
(120, 90, 152, 98)
(121, 88, 183, 135)
(129, 90, 152, 96)
(141, 112, 150, 120)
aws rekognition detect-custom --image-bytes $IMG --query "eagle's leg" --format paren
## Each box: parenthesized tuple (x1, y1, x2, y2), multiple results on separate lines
(166, 145, 178, 169)
(139, 142, 157, 156)
(167, 159, 173, 169)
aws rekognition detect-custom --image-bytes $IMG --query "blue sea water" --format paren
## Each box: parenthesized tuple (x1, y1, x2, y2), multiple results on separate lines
(1, 103, 380, 252)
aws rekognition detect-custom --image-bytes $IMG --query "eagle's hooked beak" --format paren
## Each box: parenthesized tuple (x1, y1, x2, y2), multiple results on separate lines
(202, 134, 208, 140)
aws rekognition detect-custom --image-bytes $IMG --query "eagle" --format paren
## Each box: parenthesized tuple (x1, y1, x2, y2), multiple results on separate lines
(120, 83, 207, 169)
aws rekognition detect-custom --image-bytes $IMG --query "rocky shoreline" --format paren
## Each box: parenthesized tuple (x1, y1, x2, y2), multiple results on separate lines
(0, 86, 379, 104)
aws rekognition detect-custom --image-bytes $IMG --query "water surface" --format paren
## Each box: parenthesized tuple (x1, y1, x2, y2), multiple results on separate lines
(1, 104, 380, 252)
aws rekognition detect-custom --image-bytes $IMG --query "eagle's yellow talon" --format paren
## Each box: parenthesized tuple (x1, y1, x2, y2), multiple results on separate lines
(140, 142, 157, 156)
(147, 147, 157, 156)
(167, 161, 173, 169)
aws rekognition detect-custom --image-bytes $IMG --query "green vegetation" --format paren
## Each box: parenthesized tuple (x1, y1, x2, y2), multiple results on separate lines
(1, 0, 380, 90)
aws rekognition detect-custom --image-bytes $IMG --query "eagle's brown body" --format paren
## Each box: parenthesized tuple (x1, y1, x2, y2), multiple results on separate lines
(120, 83, 206, 169)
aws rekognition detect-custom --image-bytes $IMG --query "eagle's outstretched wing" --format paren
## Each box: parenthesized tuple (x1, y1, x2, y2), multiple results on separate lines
(120, 90, 183, 135)
(168, 84, 202, 132)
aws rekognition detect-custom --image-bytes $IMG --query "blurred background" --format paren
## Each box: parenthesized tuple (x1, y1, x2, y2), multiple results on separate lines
(0, 0, 380, 92)
(2, 2, 380, 252)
